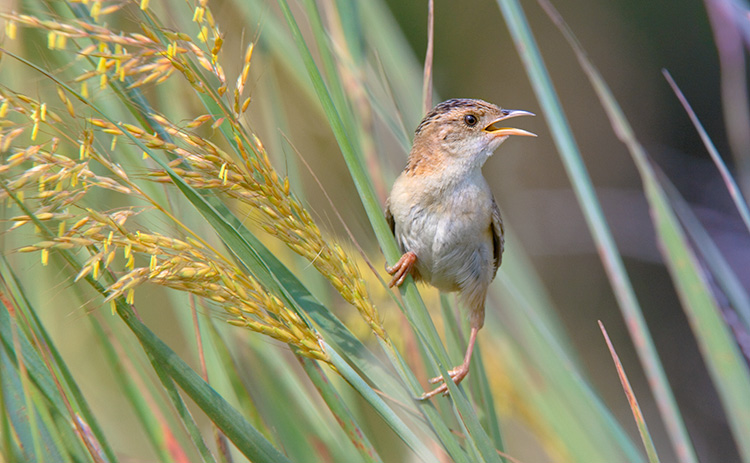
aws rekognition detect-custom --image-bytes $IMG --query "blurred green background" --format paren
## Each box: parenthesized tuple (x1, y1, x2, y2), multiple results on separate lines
(381, 1, 744, 461)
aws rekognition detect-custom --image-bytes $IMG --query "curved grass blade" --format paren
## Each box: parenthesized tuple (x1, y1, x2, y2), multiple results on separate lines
(657, 172, 750, 338)
(0, 258, 114, 462)
(599, 322, 660, 463)
(495, 277, 645, 462)
(541, 3, 750, 460)
(114, 299, 293, 463)
(422, 0, 435, 115)
(0, 347, 67, 462)
(88, 316, 184, 463)
(275, 0, 457, 405)
(496, 0, 697, 460)
(323, 340, 439, 463)
(1, 133, 292, 463)
(277, 3, 513, 460)
(147, 357, 216, 463)
(662, 70, 750, 234)
(298, 357, 383, 463)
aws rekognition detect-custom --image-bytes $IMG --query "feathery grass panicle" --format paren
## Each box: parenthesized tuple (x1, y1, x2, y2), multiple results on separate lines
(145, 127, 386, 338)
(6, 160, 328, 362)
(0, 91, 328, 364)
(1, 6, 382, 355)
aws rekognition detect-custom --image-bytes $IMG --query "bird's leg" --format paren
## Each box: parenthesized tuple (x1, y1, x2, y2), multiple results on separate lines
(419, 324, 480, 400)
(386, 251, 417, 287)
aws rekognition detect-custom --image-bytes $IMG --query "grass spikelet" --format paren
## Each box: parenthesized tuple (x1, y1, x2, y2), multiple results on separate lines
(144, 123, 386, 337)
(1, 0, 386, 382)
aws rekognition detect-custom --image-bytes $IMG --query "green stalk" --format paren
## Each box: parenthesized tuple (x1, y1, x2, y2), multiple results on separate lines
(495, 0, 695, 461)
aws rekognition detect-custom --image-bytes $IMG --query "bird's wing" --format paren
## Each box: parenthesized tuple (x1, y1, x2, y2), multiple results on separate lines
(491, 196, 505, 277)
(385, 197, 396, 236)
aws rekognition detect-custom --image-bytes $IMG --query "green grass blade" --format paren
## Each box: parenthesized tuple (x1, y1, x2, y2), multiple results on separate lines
(275, 0, 388, 253)
(298, 357, 383, 463)
(496, 278, 645, 461)
(202, 319, 273, 438)
(600, 322, 661, 463)
(323, 340, 439, 463)
(0, 347, 66, 462)
(439, 296, 505, 454)
(114, 299, 293, 463)
(659, 174, 750, 336)
(541, 3, 750, 460)
(471, 343, 504, 453)
(646, 170, 750, 461)
(148, 357, 217, 463)
(375, 338, 474, 463)
(277, 3, 510, 460)
(87, 317, 179, 463)
(420, 339, 502, 463)
(662, 70, 750, 235)
(0, 260, 111, 462)
(496, 0, 696, 460)
(277, 0, 459, 398)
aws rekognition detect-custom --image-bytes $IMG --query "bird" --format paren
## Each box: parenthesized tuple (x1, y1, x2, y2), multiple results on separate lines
(385, 98, 536, 399)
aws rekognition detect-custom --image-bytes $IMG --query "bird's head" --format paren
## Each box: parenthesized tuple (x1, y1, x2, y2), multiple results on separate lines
(407, 98, 536, 175)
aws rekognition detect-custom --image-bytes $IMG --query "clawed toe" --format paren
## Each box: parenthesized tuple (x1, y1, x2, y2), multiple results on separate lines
(417, 327, 479, 401)
(418, 365, 470, 400)
(386, 251, 417, 287)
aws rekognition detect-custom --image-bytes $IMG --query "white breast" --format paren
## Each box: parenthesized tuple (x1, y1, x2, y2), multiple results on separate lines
(389, 170, 495, 293)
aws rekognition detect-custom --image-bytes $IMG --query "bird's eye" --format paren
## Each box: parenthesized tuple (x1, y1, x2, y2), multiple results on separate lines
(464, 114, 478, 127)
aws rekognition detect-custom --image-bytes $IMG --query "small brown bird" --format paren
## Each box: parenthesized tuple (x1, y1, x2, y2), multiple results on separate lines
(385, 98, 535, 399)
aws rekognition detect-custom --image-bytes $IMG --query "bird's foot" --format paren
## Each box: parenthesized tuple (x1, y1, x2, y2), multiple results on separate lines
(386, 251, 417, 287)
(418, 362, 470, 400)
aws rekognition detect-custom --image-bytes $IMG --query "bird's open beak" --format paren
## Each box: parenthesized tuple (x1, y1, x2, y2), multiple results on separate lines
(484, 110, 537, 137)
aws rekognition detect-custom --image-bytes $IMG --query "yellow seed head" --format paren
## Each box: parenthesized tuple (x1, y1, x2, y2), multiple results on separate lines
(105, 250, 115, 268)
(193, 6, 205, 23)
(91, 1, 102, 21)
(6, 20, 17, 40)
(211, 35, 223, 56)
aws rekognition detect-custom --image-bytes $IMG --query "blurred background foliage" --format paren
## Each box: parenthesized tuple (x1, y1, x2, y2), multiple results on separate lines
(1, 0, 749, 462)
(415, 0, 742, 456)
(389, 0, 749, 460)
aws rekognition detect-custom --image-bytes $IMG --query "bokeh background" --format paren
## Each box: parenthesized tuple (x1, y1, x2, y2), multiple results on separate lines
(380, 1, 747, 461)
